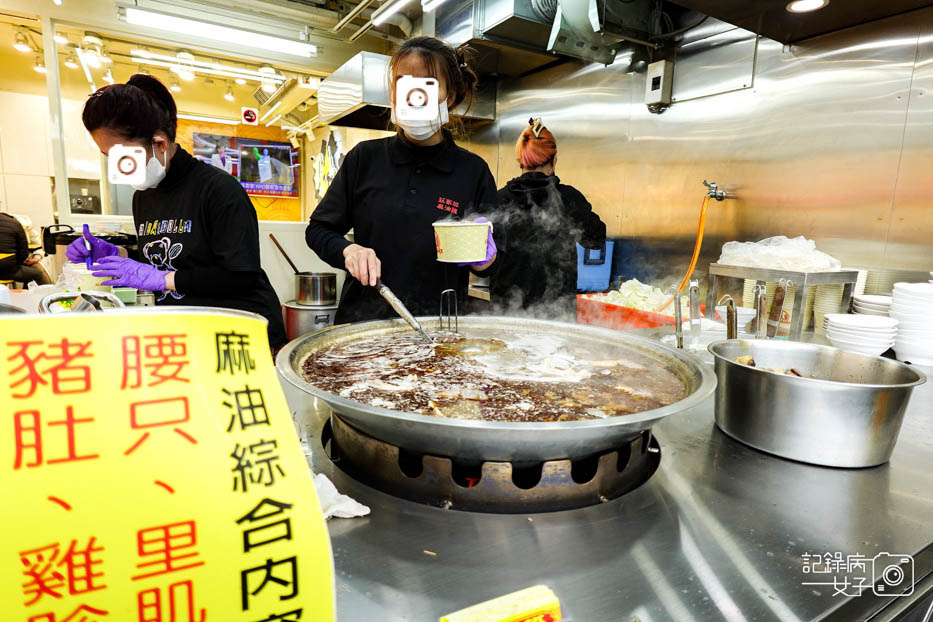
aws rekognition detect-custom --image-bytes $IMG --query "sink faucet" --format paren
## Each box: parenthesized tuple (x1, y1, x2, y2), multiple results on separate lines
(703, 180, 728, 201)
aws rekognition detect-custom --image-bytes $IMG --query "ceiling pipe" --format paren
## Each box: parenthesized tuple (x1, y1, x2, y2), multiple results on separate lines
(333, 0, 377, 32)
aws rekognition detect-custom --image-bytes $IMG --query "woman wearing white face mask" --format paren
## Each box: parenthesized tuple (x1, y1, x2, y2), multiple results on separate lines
(69, 74, 286, 348)
(307, 36, 500, 324)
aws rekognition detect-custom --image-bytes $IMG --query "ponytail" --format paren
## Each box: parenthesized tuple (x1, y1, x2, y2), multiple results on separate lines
(82, 73, 178, 142)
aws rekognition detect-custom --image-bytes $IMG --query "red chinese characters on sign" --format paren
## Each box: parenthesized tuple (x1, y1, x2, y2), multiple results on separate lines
(137, 579, 206, 622)
(27, 604, 109, 622)
(14, 408, 100, 469)
(132, 521, 205, 581)
(121, 334, 191, 389)
(124, 398, 198, 455)
(7, 339, 93, 398)
(19, 538, 107, 606)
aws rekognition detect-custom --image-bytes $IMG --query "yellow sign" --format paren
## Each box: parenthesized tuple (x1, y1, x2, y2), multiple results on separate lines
(1, 310, 334, 622)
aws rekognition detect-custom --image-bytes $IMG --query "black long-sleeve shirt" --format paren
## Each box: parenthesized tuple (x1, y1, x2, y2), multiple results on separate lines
(132, 147, 287, 347)
(307, 131, 499, 324)
(491, 172, 606, 316)
(0, 213, 28, 273)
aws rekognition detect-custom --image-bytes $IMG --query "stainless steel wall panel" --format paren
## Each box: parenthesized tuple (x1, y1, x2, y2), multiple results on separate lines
(483, 6, 933, 278)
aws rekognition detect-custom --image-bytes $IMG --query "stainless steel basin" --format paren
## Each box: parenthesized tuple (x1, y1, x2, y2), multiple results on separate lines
(277, 316, 717, 463)
(708, 340, 926, 468)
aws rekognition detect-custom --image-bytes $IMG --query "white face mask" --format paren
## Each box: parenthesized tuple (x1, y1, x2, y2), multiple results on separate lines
(131, 144, 167, 191)
(392, 102, 449, 142)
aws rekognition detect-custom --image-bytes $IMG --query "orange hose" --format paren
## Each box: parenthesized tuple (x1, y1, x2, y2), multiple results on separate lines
(655, 194, 712, 313)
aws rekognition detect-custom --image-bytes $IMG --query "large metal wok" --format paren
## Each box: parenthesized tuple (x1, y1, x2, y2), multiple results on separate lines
(276, 316, 717, 462)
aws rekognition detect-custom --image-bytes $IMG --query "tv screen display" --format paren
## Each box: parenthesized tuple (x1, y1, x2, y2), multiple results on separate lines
(191, 133, 299, 198)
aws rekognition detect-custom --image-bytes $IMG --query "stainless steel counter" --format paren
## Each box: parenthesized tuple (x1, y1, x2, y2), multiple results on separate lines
(283, 348, 933, 621)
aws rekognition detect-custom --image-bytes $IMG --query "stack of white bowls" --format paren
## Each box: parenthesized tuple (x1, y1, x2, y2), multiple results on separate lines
(824, 313, 898, 356)
(891, 282, 933, 365)
(852, 294, 892, 316)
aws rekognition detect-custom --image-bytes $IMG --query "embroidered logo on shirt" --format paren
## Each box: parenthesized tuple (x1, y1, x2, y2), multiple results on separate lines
(435, 197, 459, 215)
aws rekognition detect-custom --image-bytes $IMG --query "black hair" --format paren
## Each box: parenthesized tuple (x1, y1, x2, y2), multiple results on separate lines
(82, 74, 178, 142)
(389, 36, 479, 113)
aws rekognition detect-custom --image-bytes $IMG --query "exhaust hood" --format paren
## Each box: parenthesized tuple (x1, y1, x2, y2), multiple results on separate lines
(317, 51, 496, 129)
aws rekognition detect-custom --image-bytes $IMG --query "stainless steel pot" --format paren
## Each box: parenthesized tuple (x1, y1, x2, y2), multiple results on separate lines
(296, 272, 336, 306)
(708, 340, 926, 468)
(282, 301, 337, 341)
(277, 316, 717, 462)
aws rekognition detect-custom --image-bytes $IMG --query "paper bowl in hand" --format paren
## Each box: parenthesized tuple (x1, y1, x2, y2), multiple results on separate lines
(433, 220, 492, 263)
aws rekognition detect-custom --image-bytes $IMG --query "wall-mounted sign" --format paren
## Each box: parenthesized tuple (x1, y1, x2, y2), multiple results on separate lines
(1, 309, 335, 622)
(241, 107, 259, 125)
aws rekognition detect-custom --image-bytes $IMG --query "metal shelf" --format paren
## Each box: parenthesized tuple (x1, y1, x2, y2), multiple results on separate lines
(704, 263, 859, 340)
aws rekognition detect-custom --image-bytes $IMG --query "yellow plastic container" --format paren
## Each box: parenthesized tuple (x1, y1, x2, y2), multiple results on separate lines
(433, 220, 491, 263)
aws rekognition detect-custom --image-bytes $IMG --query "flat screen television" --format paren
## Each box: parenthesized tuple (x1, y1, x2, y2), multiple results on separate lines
(193, 133, 300, 198)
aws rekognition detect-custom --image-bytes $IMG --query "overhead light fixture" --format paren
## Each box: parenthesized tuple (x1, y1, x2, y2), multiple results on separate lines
(54, 33, 68, 45)
(259, 101, 282, 123)
(169, 77, 181, 92)
(224, 85, 235, 101)
(172, 51, 196, 81)
(235, 77, 247, 85)
(130, 49, 286, 84)
(299, 76, 321, 89)
(75, 48, 95, 88)
(122, 7, 317, 58)
(265, 114, 282, 127)
(786, 0, 829, 12)
(137, 66, 151, 75)
(421, 0, 448, 13)
(100, 46, 113, 64)
(34, 56, 47, 74)
(372, 0, 413, 26)
(177, 113, 239, 125)
(259, 65, 278, 94)
(13, 31, 31, 53)
(103, 68, 114, 84)
(64, 52, 79, 69)
(53, 0, 63, 5)
(81, 35, 103, 68)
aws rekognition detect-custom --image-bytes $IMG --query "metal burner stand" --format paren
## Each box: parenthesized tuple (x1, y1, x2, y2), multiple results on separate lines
(323, 414, 660, 513)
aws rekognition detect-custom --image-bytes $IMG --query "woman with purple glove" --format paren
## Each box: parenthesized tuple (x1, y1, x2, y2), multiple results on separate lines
(306, 36, 500, 324)
(69, 74, 286, 348)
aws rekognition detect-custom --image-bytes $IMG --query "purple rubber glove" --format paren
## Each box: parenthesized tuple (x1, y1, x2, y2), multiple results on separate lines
(457, 216, 497, 267)
(65, 224, 120, 263)
(92, 256, 168, 291)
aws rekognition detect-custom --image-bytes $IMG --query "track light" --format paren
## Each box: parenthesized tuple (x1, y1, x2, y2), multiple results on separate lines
(64, 52, 79, 69)
(34, 56, 47, 74)
(100, 46, 112, 64)
(235, 77, 247, 85)
(224, 85, 235, 101)
(81, 35, 103, 68)
(169, 77, 181, 92)
(103, 68, 114, 84)
(54, 33, 68, 45)
(13, 31, 31, 53)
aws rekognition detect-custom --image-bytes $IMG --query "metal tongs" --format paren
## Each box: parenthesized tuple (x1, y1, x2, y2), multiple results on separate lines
(668, 284, 683, 349)
(718, 295, 738, 340)
(374, 280, 433, 343)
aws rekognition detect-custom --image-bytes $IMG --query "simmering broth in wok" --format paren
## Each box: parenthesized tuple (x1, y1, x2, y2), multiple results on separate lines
(300, 330, 687, 423)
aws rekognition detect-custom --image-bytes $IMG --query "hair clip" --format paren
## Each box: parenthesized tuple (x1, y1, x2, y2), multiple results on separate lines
(531, 117, 545, 138)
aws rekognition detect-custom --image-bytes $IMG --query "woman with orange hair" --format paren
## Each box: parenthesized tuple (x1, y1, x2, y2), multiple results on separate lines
(491, 118, 606, 317)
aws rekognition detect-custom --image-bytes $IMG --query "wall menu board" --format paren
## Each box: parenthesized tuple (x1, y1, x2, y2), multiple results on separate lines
(0, 309, 334, 622)
(194, 133, 300, 199)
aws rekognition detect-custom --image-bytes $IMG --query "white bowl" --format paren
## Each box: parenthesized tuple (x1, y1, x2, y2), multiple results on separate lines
(893, 318, 931, 330)
(716, 305, 757, 325)
(893, 282, 933, 296)
(826, 324, 898, 338)
(892, 291, 933, 306)
(853, 308, 890, 317)
(893, 342, 933, 366)
(853, 301, 891, 311)
(826, 332, 897, 347)
(889, 303, 927, 316)
(823, 313, 898, 329)
(827, 335, 893, 356)
(853, 294, 892, 306)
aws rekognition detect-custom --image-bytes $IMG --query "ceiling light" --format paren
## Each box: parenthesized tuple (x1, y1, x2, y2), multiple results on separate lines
(235, 77, 247, 85)
(122, 7, 317, 58)
(130, 49, 286, 83)
(103, 68, 114, 84)
(224, 85, 235, 102)
(172, 51, 196, 81)
(34, 56, 47, 74)
(259, 101, 282, 122)
(372, 0, 413, 26)
(262, 82, 277, 94)
(259, 65, 278, 94)
(786, 0, 829, 12)
(13, 31, 31, 53)
(54, 33, 68, 45)
(265, 114, 282, 127)
(64, 53, 79, 69)
(169, 77, 181, 92)
(421, 0, 448, 13)
(100, 46, 113, 64)
(53, 0, 63, 5)
(177, 113, 239, 125)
